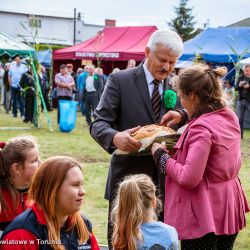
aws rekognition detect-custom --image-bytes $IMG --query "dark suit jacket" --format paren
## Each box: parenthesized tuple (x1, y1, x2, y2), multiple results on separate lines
(235, 75, 250, 102)
(90, 62, 178, 201)
(19, 72, 36, 97)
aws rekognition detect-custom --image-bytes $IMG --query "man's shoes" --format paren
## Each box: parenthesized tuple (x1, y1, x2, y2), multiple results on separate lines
(23, 119, 29, 123)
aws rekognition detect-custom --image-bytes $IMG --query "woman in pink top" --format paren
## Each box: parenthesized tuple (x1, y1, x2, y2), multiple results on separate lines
(151, 65, 249, 250)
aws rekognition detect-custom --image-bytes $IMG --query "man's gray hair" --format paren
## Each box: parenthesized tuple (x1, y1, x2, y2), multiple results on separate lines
(77, 67, 84, 73)
(89, 64, 96, 70)
(147, 29, 183, 57)
(244, 64, 250, 69)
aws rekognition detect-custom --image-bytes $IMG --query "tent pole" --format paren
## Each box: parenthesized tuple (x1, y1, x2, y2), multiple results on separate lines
(29, 51, 53, 132)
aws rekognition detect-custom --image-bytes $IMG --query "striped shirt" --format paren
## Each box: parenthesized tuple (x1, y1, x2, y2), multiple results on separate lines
(55, 73, 74, 97)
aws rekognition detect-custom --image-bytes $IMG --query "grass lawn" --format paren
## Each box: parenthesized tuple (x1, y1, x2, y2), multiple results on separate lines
(0, 108, 249, 248)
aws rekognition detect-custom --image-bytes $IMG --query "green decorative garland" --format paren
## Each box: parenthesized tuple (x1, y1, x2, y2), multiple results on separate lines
(163, 90, 177, 109)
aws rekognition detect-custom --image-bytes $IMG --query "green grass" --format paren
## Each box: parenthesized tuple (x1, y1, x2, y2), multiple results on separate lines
(235, 131, 250, 249)
(0, 108, 250, 248)
(0, 109, 109, 244)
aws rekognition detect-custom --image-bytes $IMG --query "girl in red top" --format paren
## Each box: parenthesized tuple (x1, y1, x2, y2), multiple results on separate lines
(0, 136, 40, 232)
(1, 156, 99, 250)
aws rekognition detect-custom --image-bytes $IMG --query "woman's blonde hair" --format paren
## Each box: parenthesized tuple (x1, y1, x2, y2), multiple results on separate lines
(0, 135, 38, 213)
(28, 156, 89, 250)
(111, 174, 160, 250)
(178, 64, 227, 118)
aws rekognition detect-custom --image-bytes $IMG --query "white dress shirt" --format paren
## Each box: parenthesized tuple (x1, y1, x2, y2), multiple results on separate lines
(143, 61, 163, 98)
(85, 75, 96, 92)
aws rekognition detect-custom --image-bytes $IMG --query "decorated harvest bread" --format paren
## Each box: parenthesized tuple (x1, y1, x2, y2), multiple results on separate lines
(131, 124, 176, 140)
(114, 124, 179, 155)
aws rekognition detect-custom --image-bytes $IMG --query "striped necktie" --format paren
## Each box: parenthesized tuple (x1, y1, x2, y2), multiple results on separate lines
(151, 79, 161, 122)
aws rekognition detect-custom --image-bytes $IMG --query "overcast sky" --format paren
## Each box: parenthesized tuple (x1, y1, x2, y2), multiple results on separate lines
(1, 0, 249, 29)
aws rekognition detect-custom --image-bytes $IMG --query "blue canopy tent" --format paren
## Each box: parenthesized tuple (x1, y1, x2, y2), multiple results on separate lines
(178, 27, 250, 85)
(36, 49, 52, 68)
(180, 27, 250, 129)
(180, 27, 250, 63)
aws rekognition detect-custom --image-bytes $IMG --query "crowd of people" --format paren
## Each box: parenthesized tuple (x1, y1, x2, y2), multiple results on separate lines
(0, 28, 249, 250)
(49, 60, 137, 126)
(1, 52, 248, 132)
(0, 56, 52, 124)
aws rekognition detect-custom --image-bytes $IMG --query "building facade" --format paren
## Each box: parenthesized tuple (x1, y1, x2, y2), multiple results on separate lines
(227, 18, 250, 27)
(0, 10, 105, 46)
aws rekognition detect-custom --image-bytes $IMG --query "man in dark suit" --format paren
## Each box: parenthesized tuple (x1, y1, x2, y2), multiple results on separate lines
(82, 64, 104, 125)
(90, 29, 183, 247)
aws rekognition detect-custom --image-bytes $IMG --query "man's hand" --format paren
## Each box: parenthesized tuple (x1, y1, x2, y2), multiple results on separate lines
(243, 83, 250, 89)
(58, 82, 67, 88)
(160, 110, 182, 127)
(112, 126, 141, 152)
(239, 81, 245, 87)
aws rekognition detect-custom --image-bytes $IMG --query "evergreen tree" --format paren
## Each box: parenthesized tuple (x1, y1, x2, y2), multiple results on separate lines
(168, 0, 198, 41)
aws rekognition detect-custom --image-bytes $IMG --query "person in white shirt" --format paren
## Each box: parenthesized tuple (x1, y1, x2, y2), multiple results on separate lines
(82, 64, 104, 125)
(8, 56, 28, 117)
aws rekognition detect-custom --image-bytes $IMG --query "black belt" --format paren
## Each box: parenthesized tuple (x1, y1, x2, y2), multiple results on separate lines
(86, 91, 97, 94)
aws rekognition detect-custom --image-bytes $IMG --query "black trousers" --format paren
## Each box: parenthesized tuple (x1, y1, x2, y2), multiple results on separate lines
(41, 90, 52, 111)
(236, 99, 250, 138)
(11, 86, 24, 117)
(57, 96, 72, 124)
(181, 232, 238, 250)
(24, 95, 35, 122)
(85, 92, 99, 125)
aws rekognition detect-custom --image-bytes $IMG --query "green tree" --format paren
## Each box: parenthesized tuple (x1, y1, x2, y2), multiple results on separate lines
(168, 0, 199, 41)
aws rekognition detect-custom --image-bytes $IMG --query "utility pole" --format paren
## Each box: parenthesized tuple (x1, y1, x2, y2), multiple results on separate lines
(73, 8, 76, 45)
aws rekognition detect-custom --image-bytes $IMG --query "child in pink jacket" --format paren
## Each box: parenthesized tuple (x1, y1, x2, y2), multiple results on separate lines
(152, 65, 249, 250)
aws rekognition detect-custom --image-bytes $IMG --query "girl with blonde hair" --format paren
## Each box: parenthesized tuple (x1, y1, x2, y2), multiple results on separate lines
(112, 174, 178, 250)
(1, 156, 99, 250)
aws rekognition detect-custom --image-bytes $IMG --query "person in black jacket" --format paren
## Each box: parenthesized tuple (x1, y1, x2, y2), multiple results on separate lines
(19, 70, 36, 123)
(90, 29, 183, 248)
(38, 65, 52, 112)
(235, 64, 250, 138)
